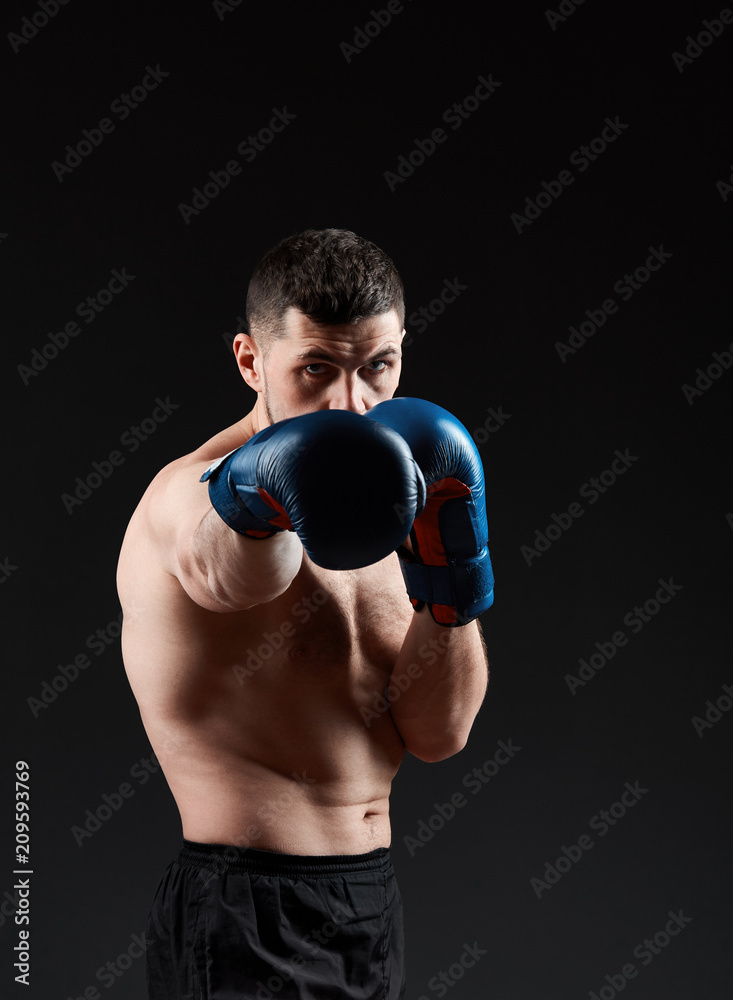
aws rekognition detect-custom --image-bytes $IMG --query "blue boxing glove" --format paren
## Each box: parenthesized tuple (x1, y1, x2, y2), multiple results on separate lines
(365, 397, 494, 625)
(200, 409, 426, 571)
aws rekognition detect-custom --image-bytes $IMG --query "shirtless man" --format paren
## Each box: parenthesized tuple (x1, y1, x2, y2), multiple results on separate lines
(116, 229, 493, 999)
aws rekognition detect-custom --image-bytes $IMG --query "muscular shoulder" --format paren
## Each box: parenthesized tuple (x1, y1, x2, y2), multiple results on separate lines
(116, 419, 249, 588)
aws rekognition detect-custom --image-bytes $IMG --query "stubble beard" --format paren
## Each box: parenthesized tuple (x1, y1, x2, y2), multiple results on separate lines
(261, 362, 278, 426)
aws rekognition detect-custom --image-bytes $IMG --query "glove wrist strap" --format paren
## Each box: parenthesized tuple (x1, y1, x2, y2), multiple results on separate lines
(200, 449, 282, 539)
(397, 547, 494, 626)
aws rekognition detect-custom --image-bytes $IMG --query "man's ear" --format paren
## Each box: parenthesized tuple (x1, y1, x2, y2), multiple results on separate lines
(234, 332, 263, 392)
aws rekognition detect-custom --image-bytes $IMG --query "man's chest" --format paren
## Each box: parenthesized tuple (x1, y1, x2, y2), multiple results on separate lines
(207, 549, 413, 683)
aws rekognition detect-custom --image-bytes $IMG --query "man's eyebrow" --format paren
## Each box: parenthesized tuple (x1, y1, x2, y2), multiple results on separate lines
(293, 344, 402, 362)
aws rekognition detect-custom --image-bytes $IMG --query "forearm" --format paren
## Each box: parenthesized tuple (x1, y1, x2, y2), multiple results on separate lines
(387, 604, 489, 762)
(182, 507, 303, 611)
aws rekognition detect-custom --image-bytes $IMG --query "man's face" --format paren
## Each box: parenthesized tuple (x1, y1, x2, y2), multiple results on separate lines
(236, 306, 405, 425)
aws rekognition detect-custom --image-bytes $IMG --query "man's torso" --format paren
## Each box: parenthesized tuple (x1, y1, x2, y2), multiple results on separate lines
(117, 434, 414, 855)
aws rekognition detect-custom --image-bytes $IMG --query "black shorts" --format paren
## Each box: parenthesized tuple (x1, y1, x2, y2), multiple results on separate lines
(145, 839, 406, 1000)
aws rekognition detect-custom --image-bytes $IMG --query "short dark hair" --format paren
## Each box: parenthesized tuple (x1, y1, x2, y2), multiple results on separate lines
(245, 228, 404, 354)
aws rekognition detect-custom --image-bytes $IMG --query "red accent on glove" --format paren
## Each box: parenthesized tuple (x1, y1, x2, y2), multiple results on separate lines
(432, 603, 458, 625)
(256, 488, 294, 531)
(411, 477, 471, 565)
(408, 477, 470, 624)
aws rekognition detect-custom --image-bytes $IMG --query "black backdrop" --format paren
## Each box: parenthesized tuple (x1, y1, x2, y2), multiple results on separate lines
(3, 0, 732, 997)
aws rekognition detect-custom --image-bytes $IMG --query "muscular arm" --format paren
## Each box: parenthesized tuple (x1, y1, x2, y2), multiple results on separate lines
(387, 606, 489, 763)
(361, 396, 494, 761)
(385, 534, 489, 762)
(142, 454, 303, 612)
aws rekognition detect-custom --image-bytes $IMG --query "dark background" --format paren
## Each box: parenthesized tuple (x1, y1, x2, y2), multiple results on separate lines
(2, 0, 732, 996)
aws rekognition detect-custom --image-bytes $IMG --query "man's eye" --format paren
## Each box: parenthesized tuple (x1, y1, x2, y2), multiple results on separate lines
(303, 360, 390, 376)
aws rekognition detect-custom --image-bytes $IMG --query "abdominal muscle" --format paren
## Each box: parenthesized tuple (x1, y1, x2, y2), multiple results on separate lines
(121, 550, 413, 856)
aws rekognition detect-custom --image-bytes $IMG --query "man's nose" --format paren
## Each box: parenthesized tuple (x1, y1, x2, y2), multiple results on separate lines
(326, 374, 366, 414)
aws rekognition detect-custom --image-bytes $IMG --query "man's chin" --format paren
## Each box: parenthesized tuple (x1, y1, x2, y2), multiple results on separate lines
(265, 399, 312, 425)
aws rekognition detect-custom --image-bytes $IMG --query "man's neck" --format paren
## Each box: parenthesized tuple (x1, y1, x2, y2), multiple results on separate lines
(237, 398, 270, 440)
